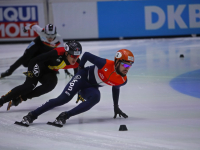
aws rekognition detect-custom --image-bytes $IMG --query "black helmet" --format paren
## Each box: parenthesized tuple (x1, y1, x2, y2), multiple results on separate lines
(64, 40, 82, 56)
(44, 24, 57, 38)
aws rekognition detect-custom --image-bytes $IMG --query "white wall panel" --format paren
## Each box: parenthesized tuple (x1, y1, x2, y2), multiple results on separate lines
(50, 2, 98, 39)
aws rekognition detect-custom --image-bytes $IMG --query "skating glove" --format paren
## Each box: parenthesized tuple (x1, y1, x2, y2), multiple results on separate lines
(76, 93, 85, 103)
(113, 105, 128, 118)
(23, 71, 34, 78)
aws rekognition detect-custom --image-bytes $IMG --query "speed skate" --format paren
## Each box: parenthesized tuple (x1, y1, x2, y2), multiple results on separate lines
(14, 121, 29, 127)
(47, 121, 63, 128)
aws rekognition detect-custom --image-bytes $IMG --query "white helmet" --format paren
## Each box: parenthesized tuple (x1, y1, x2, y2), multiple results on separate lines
(44, 24, 57, 39)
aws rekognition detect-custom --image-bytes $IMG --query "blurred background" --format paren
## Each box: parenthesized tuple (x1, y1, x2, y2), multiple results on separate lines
(0, 0, 200, 42)
(0, 1, 200, 150)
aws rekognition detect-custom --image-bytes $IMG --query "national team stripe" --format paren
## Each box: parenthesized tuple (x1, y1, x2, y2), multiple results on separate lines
(48, 61, 66, 70)
(55, 41, 60, 47)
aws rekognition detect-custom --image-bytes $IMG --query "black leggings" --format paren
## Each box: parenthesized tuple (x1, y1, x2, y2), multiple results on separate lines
(9, 42, 40, 73)
(9, 37, 53, 73)
(3, 72, 58, 103)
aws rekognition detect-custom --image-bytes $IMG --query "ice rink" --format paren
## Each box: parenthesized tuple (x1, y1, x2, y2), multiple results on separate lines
(0, 37, 200, 150)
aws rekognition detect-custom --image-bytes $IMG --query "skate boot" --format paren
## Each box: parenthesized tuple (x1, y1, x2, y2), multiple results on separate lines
(7, 96, 23, 111)
(55, 112, 69, 125)
(0, 69, 12, 78)
(15, 112, 37, 127)
(47, 112, 69, 127)
(22, 112, 37, 125)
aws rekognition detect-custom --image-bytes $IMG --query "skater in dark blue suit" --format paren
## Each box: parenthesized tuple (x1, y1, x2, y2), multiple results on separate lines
(19, 49, 135, 126)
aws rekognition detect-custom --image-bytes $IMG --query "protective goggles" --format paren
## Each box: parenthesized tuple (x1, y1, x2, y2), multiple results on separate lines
(46, 34, 56, 39)
(121, 62, 132, 68)
(70, 54, 80, 59)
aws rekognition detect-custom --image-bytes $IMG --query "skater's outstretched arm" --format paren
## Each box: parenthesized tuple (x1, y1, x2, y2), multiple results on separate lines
(112, 81, 128, 119)
(24, 23, 43, 34)
(28, 49, 58, 68)
(79, 52, 106, 69)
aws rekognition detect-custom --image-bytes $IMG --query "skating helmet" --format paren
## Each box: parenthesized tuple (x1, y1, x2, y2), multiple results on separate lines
(44, 24, 57, 39)
(114, 49, 134, 77)
(64, 40, 82, 56)
(115, 49, 134, 63)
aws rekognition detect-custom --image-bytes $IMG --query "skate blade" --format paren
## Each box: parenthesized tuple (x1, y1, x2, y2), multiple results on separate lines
(47, 122, 63, 128)
(14, 121, 29, 127)
(7, 101, 13, 111)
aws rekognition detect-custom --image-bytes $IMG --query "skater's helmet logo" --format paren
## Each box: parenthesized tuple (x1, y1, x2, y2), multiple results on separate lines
(33, 64, 40, 77)
(115, 52, 122, 58)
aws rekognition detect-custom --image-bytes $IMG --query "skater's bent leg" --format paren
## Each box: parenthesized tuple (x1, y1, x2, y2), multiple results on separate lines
(31, 92, 71, 117)
(1, 56, 26, 78)
(67, 87, 100, 117)
(2, 78, 37, 104)
(9, 42, 38, 73)
(9, 56, 26, 73)
(22, 73, 58, 100)
(31, 69, 89, 117)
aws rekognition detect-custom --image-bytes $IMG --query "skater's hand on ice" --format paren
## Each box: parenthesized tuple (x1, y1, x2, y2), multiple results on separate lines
(113, 105, 128, 119)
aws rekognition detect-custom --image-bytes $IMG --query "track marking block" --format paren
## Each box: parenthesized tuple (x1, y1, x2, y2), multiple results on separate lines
(119, 125, 128, 131)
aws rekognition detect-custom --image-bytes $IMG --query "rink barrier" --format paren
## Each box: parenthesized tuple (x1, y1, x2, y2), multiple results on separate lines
(0, 0, 47, 42)
(0, 0, 200, 42)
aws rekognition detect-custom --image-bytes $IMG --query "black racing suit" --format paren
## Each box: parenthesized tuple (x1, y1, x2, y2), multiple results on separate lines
(2, 47, 80, 104)
(9, 36, 60, 72)
(1, 23, 64, 77)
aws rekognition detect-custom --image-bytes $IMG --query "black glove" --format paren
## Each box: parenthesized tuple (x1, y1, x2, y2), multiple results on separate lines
(23, 26, 27, 32)
(113, 105, 128, 118)
(76, 93, 85, 103)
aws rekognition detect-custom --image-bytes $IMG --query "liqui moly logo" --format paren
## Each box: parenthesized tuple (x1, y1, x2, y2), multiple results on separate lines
(0, 6, 38, 38)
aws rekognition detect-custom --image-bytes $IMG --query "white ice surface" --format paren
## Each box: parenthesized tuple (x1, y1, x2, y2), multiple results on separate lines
(0, 38, 200, 150)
